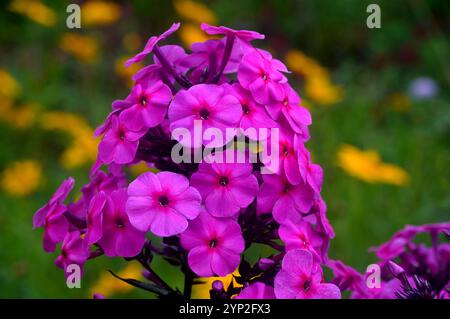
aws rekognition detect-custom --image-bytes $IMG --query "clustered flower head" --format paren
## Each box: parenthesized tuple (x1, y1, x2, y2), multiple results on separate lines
(328, 222, 450, 299)
(33, 22, 339, 299)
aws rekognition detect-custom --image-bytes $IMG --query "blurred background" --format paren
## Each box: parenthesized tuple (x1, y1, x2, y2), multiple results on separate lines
(0, 0, 448, 298)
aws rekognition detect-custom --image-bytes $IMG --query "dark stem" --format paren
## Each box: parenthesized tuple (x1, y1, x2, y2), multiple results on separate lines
(212, 34, 235, 83)
(183, 268, 194, 299)
(136, 256, 173, 292)
(153, 45, 192, 88)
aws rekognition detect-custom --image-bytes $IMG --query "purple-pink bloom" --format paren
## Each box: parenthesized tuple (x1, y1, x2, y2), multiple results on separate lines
(169, 84, 242, 147)
(55, 231, 89, 275)
(235, 282, 275, 299)
(274, 249, 341, 299)
(33, 177, 74, 252)
(126, 171, 202, 237)
(279, 220, 323, 260)
(180, 211, 245, 277)
(98, 189, 146, 257)
(98, 114, 146, 165)
(190, 157, 259, 217)
(238, 49, 288, 105)
(296, 139, 323, 194)
(200, 23, 265, 42)
(257, 174, 314, 223)
(84, 191, 107, 247)
(125, 22, 180, 67)
(119, 81, 172, 131)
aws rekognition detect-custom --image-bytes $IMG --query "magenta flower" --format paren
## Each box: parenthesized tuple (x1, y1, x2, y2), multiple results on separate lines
(98, 189, 146, 257)
(190, 156, 259, 217)
(84, 191, 107, 247)
(180, 211, 245, 277)
(229, 83, 277, 131)
(238, 49, 288, 105)
(126, 172, 202, 237)
(276, 129, 302, 184)
(268, 84, 311, 138)
(33, 177, 74, 252)
(274, 249, 341, 299)
(81, 170, 127, 205)
(55, 231, 89, 275)
(235, 282, 275, 299)
(201, 23, 265, 43)
(296, 140, 323, 194)
(125, 22, 180, 67)
(98, 115, 146, 165)
(257, 174, 314, 224)
(168, 84, 242, 147)
(279, 220, 323, 260)
(119, 81, 172, 131)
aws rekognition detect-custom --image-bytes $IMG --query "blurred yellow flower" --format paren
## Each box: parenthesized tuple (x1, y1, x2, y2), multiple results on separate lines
(337, 144, 409, 186)
(59, 33, 99, 64)
(179, 23, 212, 48)
(388, 93, 410, 112)
(82, 1, 121, 26)
(286, 50, 343, 105)
(129, 161, 159, 177)
(9, 0, 57, 27)
(305, 75, 343, 105)
(1, 160, 42, 196)
(0, 69, 21, 99)
(174, 0, 217, 25)
(192, 270, 242, 299)
(114, 56, 142, 87)
(2, 103, 37, 129)
(90, 262, 142, 298)
(40, 112, 98, 168)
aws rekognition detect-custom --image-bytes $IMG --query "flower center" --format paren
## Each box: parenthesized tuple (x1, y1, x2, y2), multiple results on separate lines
(209, 239, 218, 248)
(115, 217, 125, 228)
(158, 195, 169, 207)
(140, 95, 147, 106)
(261, 73, 268, 81)
(303, 280, 311, 292)
(242, 104, 250, 115)
(118, 129, 125, 141)
(283, 145, 290, 156)
(219, 176, 229, 186)
(283, 99, 289, 107)
(199, 108, 210, 120)
(283, 184, 290, 193)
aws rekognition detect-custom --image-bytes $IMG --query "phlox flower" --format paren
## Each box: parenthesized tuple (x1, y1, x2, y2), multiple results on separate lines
(180, 211, 245, 277)
(238, 49, 288, 105)
(200, 23, 264, 52)
(190, 155, 259, 217)
(279, 220, 323, 260)
(296, 139, 323, 194)
(33, 177, 74, 252)
(274, 249, 341, 299)
(125, 22, 180, 67)
(98, 189, 146, 257)
(126, 171, 202, 237)
(168, 84, 242, 147)
(84, 191, 107, 247)
(98, 114, 147, 165)
(257, 174, 314, 224)
(235, 282, 275, 299)
(119, 81, 172, 131)
(55, 231, 89, 275)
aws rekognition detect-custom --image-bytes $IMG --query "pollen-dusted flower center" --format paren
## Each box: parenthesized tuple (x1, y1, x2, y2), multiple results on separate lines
(242, 104, 250, 115)
(283, 99, 289, 107)
(209, 239, 218, 248)
(140, 95, 148, 106)
(219, 176, 229, 186)
(261, 73, 268, 81)
(303, 280, 311, 292)
(283, 145, 290, 156)
(199, 108, 210, 120)
(115, 217, 125, 228)
(158, 195, 170, 207)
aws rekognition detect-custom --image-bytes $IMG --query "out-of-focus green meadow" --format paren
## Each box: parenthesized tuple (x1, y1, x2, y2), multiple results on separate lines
(0, 0, 448, 298)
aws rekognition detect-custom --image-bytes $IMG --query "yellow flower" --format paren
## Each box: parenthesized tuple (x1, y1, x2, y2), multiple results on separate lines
(9, 0, 57, 27)
(179, 23, 212, 48)
(0, 69, 21, 99)
(305, 75, 343, 105)
(40, 112, 98, 168)
(114, 56, 142, 87)
(90, 262, 142, 298)
(59, 33, 99, 64)
(285, 50, 328, 79)
(192, 270, 242, 299)
(337, 144, 409, 186)
(1, 160, 42, 196)
(82, 1, 121, 26)
(174, 0, 217, 25)
(129, 161, 159, 177)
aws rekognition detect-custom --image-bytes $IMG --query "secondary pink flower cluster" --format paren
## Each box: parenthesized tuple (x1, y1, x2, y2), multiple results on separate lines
(33, 22, 339, 299)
